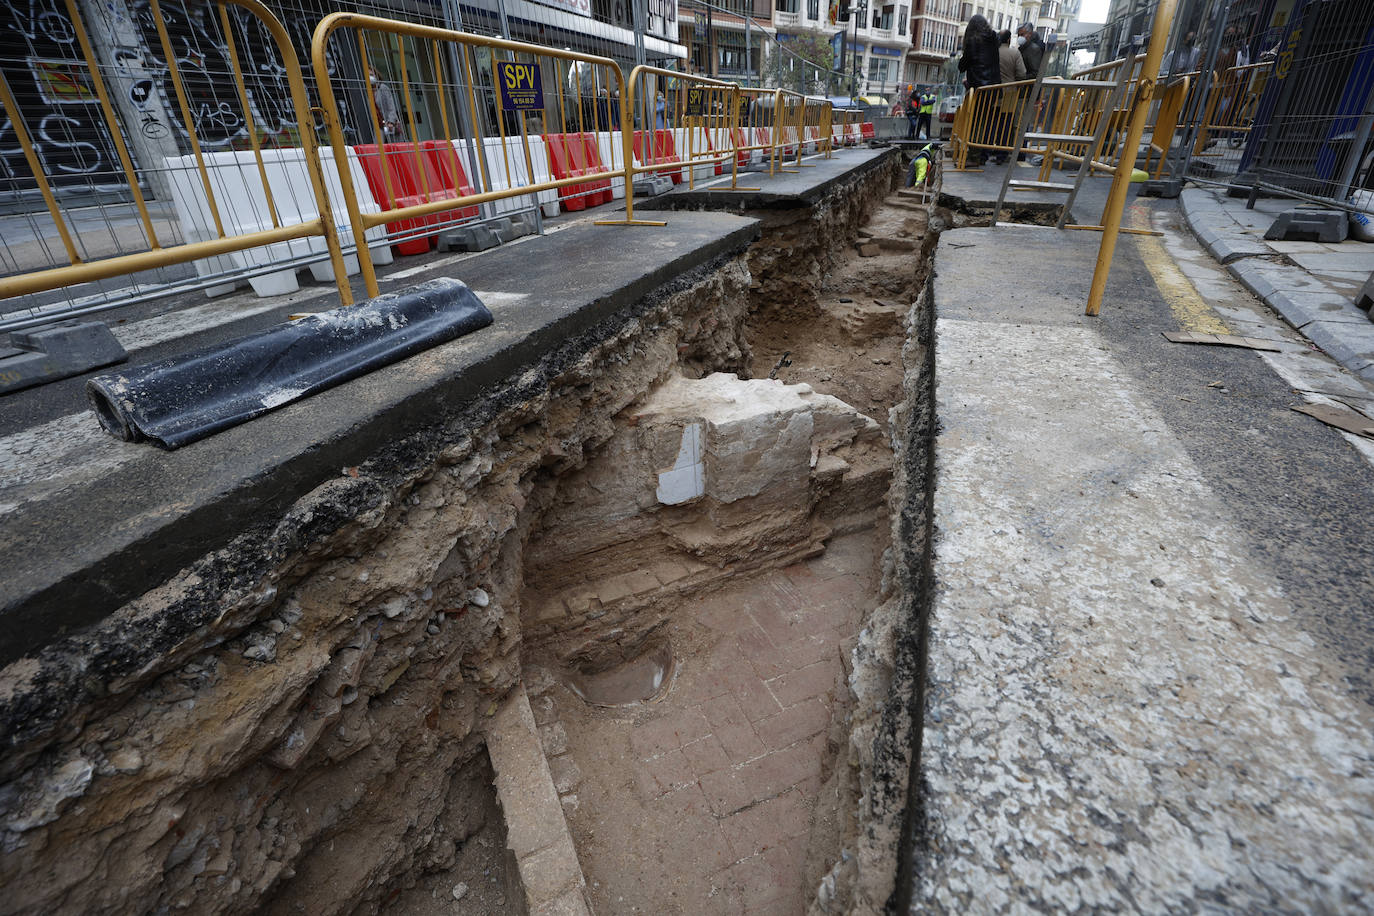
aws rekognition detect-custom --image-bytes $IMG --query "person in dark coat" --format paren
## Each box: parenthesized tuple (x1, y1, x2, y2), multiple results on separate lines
(959, 15, 1000, 91)
(958, 14, 1000, 165)
(1017, 23, 1046, 79)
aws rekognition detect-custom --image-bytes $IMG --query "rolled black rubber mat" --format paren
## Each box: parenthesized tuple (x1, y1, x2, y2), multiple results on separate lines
(86, 278, 492, 450)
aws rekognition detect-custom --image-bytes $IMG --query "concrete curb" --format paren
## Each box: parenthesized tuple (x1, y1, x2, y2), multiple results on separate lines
(1180, 188, 1374, 383)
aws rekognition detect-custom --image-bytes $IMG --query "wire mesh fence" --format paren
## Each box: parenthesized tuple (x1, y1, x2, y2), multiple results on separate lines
(1151, 0, 1374, 210)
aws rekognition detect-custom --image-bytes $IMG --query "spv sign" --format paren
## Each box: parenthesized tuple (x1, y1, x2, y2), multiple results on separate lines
(496, 61, 543, 111)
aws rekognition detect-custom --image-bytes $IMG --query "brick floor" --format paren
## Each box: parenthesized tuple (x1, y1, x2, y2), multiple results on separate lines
(546, 529, 882, 915)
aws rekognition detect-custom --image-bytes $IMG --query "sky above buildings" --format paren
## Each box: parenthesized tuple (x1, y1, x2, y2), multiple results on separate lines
(1080, 0, 1109, 23)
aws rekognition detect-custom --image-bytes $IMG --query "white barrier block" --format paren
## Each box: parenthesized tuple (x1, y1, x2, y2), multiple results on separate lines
(456, 137, 559, 220)
(165, 146, 393, 299)
(671, 127, 716, 181)
(594, 131, 628, 200)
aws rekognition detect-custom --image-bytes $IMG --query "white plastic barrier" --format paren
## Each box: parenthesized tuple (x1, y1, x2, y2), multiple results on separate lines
(671, 126, 716, 181)
(593, 132, 628, 200)
(165, 147, 392, 298)
(452, 136, 560, 219)
(705, 125, 738, 167)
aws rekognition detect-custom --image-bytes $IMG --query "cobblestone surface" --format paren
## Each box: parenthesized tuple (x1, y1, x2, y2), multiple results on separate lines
(535, 530, 882, 915)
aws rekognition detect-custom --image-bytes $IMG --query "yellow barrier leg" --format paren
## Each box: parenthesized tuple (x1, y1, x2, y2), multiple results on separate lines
(1086, 0, 1177, 317)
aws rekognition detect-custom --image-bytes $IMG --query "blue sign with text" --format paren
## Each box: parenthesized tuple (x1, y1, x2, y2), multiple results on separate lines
(496, 61, 543, 111)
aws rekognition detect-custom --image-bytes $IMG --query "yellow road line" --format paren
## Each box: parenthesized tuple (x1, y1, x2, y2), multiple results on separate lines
(1129, 206, 1229, 334)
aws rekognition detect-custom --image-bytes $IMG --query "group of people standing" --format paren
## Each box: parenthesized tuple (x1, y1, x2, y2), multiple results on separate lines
(957, 16, 1045, 166)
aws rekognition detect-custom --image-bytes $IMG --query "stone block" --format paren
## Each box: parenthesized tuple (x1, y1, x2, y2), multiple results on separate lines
(857, 243, 881, 257)
(0, 320, 126, 395)
(632, 176, 674, 197)
(485, 690, 570, 858)
(595, 576, 635, 605)
(247, 269, 300, 297)
(1139, 178, 1182, 198)
(519, 834, 583, 904)
(490, 218, 521, 244)
(530, 889, 591, 916)
(1356, 271, 1374, 314)
(1264, 210, 1349, 243)
(872, 236, 917, 251)
(436, 224, 501, 252)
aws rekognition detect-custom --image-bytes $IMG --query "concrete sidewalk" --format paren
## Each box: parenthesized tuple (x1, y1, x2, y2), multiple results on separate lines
(907, 206, 1374, 909)
(1180, 187, 1374, 382)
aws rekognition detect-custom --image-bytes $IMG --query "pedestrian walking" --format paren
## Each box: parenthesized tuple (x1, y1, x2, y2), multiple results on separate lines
(905, 84, 920, 140)
(368, 66, 401, 141)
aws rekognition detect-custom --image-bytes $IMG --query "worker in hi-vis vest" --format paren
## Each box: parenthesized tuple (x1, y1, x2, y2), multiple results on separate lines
(908, 142, 934, 187)
(916, 88, 936, 141)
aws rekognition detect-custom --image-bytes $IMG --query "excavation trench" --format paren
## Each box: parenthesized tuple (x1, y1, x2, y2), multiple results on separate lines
(0, 153, 934, 916)
(513, 191, 932, 916)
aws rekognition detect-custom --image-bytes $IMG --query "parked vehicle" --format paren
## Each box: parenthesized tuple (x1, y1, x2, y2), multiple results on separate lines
(937, 93, 961, 140)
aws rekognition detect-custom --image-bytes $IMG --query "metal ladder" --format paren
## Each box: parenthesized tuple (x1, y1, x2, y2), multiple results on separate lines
(991, 58, 1137, 229)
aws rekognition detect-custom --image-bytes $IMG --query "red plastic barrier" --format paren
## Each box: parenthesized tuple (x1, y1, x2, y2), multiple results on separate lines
(544, 132, 613, 211)
(753, 126, 773, 156)
(730, 128, 754, 165)
(419, 140, 481, 221)
(631, 129, 683, 184)
(860, 122, 876, 140)
(354, 143, 479, 255)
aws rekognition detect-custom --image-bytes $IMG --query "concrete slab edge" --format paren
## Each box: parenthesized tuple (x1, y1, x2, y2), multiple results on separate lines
(641, 147, 900, 212)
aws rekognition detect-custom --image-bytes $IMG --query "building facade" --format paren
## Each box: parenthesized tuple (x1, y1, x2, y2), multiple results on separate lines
(908, 0, 962, 86)
(767, 0, 913, 98)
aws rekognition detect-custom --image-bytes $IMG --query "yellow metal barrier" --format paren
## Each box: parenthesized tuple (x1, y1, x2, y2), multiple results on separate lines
(1144, 74, 1191, 178)
(1087, 0, 1178, 316)
(946, 79, 1035, 169)
(736, 88, 789, 176)
(770, 92, 832, 168)
(312, 13, 633, 297)
(0, 0, 351, 307)
(610, 65, 741, 222)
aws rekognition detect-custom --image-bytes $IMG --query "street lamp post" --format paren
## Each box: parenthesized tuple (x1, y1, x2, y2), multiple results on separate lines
(851, 0, 866, 100)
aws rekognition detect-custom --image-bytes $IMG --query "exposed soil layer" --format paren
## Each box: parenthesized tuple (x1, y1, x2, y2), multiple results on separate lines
(750, 196, 932, 434)
(378, 756, 525, 916)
